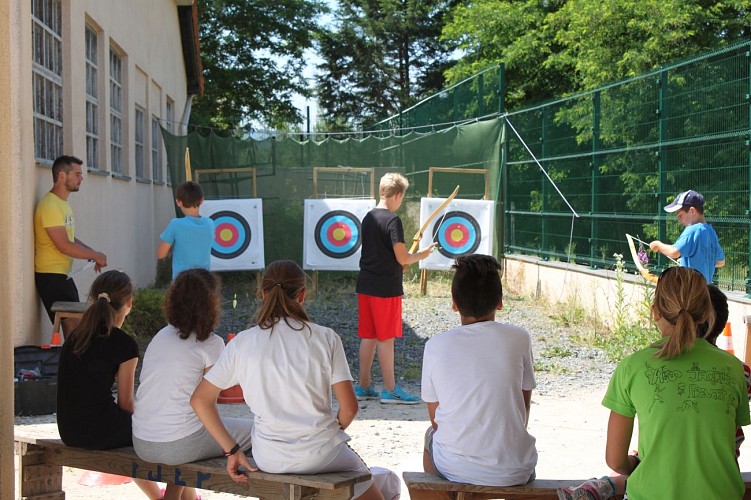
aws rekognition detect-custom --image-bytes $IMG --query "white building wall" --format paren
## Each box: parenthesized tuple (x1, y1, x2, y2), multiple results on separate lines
(19, 0, 192, 346)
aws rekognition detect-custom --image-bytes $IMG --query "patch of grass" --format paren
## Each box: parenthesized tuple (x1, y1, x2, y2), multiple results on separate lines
(596, 324, 659, 363)
(541, 346, 573, 358)
(401, 365, 422, 381)
(534, 360, 574, 375)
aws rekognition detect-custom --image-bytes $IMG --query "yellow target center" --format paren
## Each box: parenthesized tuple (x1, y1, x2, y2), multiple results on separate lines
(332, 228, 346, 241)
(220, 228, 234, 242)
(450, 228, 464, 242)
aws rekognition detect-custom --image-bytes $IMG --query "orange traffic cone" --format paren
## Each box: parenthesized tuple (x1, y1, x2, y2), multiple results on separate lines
(717, 322, 734, 355)
(50, 331, 62, 347)
(218, 333, 245, 404)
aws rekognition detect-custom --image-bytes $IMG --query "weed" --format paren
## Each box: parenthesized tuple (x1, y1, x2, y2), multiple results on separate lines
(541, 346, 573, 358)
(123, 287, 166, 343)
(594, 254, 659, 362)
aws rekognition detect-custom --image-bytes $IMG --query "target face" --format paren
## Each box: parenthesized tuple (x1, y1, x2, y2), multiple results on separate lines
(314, 210, 362, 258)
(202, 199, 265, 271)
(303, 199, 375, 271)
(432, 211, 481, 258)
(211, 211, 251, 259)
(419, 198, 495, 270)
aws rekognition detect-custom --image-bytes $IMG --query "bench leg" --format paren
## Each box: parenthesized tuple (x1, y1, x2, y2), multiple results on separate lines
(15, 442, 64, 500)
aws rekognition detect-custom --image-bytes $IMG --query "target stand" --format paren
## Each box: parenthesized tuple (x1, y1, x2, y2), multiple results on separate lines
(419, 167, 491, 295)
(195, 168, 263, 294)
(307, 167, 376, 293)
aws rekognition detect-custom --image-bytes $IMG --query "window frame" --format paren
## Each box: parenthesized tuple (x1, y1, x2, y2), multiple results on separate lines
(32, 0, 64, 164)
(109, 46, 124, 175)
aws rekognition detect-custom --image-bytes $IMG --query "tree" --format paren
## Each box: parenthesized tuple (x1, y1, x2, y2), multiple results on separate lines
(315, 0, 459, 130)
(441, 0, 571, 109)
(441, 0, 751, 109)
(191, 0, 326, 131)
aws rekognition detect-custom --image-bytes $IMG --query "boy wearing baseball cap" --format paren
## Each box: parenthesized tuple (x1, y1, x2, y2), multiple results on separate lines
(649, 190, 725, 283)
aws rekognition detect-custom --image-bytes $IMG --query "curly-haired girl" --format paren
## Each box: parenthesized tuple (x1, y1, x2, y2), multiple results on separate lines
(133, 269, 252, 500)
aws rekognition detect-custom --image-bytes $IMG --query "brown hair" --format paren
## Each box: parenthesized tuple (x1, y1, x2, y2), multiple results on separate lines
(652, 267, 713, 359)
(256, 260, 309, 332)
(51, 155, 82, 183)
(176, 181, 204, 208)
(69, 270, 134, 357)
(165, 269, 221, 341)
(379, 173, 409, 199)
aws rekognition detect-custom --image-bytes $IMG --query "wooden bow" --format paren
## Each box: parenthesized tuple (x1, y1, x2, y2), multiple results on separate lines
(184, 147, 193, 182)
(409, 185, 461, 256)
(626, 233, 658, 283)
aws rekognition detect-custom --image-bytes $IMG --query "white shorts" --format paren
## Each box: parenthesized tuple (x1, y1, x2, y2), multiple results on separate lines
(259, 441, 374, 499)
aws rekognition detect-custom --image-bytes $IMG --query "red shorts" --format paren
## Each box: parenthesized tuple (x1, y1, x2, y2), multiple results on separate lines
(357, 294, 402, 341)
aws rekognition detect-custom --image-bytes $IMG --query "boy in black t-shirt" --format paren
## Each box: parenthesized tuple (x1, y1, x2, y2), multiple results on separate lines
(355, 173, 436, 404)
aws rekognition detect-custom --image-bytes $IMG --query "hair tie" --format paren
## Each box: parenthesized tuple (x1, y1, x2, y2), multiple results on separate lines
(678, 308, 685, 314)
(276, 283, 283, 287)
(98, 292, 111, 303)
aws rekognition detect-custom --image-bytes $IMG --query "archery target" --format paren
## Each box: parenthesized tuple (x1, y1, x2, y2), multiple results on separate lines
(304, 198, 375, 271)
(212, 211, 251, 259)
(202, 199, 265, 271)
(432, 211, 482, 258)
(418, 198, 495, 270)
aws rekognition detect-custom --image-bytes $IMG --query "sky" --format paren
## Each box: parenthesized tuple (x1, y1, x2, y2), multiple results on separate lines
(289, 0, 337, 132)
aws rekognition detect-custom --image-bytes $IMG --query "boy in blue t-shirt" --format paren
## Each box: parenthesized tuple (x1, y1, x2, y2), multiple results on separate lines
(649, 189, 725, 283)
(158, 181, 215, 279)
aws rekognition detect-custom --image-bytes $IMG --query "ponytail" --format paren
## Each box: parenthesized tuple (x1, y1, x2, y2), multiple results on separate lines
(652, 267, 713, 359)
(256, 260, 309, 332)
(68, 270, 134, 357)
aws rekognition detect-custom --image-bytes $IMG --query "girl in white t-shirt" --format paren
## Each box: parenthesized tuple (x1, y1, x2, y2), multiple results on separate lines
(190, 260, 383, 500)
(133, 269, 253, 500)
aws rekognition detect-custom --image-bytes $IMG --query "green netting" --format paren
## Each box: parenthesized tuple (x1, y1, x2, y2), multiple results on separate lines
(372, 65, 504, 132)
(505, 40, 751, 292)
(162, 119, 504, 265)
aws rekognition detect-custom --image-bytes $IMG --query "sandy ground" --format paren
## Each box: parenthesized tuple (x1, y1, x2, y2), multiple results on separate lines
(16, 383, 751, 499)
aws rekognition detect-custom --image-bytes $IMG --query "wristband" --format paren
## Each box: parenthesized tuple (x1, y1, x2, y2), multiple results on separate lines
(223, 443, 241, 457)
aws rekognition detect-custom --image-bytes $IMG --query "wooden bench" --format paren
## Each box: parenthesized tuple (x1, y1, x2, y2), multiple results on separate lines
(15, 435, 370, 499)
(403, 471, 751, 499)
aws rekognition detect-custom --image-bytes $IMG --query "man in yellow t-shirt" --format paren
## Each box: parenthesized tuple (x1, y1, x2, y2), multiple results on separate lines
(34, 155, 107, 337)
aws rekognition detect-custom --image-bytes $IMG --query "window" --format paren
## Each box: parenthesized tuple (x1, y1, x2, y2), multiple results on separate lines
(85, 25, 99, 170)
(110, 48, 123, 174)
(32, 0, 63, 162)
(151, 116, 162, 182)
(135, 106, 145, 179)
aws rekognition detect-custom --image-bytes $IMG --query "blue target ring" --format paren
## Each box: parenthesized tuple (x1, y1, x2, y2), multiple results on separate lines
(314, 210, 362, 258)
(432, 211, 481, 258)
(210, 211, 251, 259)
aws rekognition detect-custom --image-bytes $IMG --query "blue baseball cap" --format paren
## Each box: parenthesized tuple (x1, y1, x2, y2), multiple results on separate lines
(664, 190, 704, 213)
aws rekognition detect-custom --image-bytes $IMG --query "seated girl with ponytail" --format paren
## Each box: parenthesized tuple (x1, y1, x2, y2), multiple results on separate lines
(190, 260, 385, 500)
(56, 270, 161, 499)
(603, 267, 748, 499)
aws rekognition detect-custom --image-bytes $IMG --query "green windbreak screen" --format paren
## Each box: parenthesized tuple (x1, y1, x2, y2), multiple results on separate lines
(162, 118, 503, 264)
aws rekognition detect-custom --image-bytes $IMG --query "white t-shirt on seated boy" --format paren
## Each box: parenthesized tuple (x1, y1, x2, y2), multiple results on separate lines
(421, 254, 537, 486)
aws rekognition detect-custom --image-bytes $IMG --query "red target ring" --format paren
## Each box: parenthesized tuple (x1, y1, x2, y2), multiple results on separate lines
(215, 222, 240, 247)
(326, 222, 353, 247)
